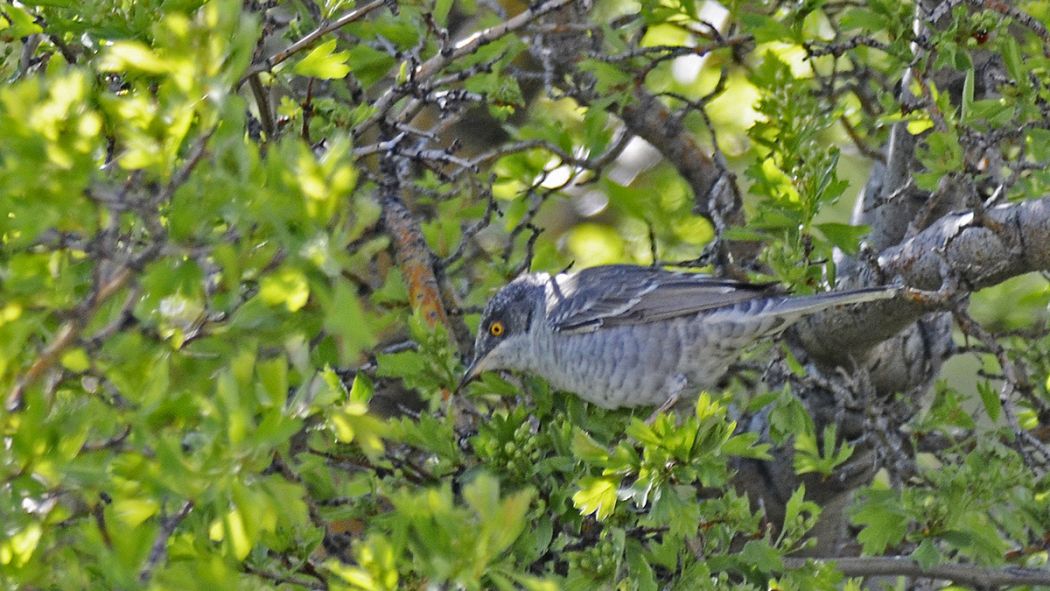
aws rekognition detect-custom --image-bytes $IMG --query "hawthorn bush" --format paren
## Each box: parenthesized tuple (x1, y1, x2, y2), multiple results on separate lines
(2, 0, 1050, 589)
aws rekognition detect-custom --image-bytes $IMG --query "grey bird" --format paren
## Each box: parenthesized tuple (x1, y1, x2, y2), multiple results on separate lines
(459, 264, 898, 410)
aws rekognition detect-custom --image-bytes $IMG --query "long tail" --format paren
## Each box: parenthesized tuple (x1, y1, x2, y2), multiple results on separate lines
(765, 285, 900, 317)
(702, 285, 899, 343)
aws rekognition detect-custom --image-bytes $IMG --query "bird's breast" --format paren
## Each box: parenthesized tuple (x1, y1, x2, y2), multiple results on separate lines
(529, 318, 728, 408)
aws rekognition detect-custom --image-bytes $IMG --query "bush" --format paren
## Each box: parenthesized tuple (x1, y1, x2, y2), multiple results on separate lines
(2, 0, 1050, 589)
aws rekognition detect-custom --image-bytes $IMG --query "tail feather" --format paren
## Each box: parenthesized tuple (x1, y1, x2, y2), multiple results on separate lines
(697, 285, 899, 345)
(765, 285, 900, 317)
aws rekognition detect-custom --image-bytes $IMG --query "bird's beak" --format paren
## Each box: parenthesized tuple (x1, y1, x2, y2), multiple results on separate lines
(454, 356, 483, 395)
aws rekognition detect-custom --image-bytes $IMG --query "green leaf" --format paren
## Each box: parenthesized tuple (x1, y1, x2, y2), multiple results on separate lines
(739, 540, 782, 572)
(433, 0, 453, 27)
(1, 4, 43, 37)
(911, 539, 942, 570)
(349, 372, 374, 405)
(815, 223, 870, 255)
(722, 432, 771, 460)
(851, 489, 909, 554)
(976, 381, 1001, 422)
(346, 44, 396, 87)
(915, 130, 963, 190)
(293, 39, 351, 79)
(376, 350, 427, 378)
(327, 400, 389, 459)
(1001, 36, 1024, 83)
(961, 68, 974, 122)
(111, 497, 160, 528)
(572, 476, 620, 520)
(577, 60, 632, 96)
(323, 279, 377, 364)
(464, 72, 523, 120)
(100, 41, 169, 74)
(257, 357, 288, 408)
(373, 15, 421, 49)
(769, 390, 814, 444)
(60, 348, 91, 373)
(740, 13, 794, 43)
(259, 266, 311, 311)
(907, 118, 934, 135)
(968, 99, 1013, 126)
(794, 424, 854, 476)
(490, 489, 534, 556)
(625, 540, 657, 591)
(784, 484, 813, 523)
(463, 471, 500, 517)
(839, 8, 884, 31)
(1027, 128, 1050, 161)
(624, 418, 661, 447)
(571, 429, 610, 464)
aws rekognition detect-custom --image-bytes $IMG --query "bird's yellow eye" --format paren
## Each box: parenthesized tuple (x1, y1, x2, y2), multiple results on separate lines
(489, 321, 505, 337)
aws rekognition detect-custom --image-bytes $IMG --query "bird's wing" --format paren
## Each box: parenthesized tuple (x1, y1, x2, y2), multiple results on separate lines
(545, 265, 777, 333)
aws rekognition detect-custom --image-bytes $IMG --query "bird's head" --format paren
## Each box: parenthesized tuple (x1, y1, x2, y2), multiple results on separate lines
(457, 273, 548, 391)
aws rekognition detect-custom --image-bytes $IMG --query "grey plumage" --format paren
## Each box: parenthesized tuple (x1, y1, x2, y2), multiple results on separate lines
(462, 264, 898, 409)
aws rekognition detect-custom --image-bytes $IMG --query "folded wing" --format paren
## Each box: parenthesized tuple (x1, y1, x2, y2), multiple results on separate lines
(545, 265, 777, 333)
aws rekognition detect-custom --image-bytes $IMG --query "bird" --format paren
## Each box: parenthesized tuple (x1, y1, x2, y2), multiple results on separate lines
(458, 264, 898, 410)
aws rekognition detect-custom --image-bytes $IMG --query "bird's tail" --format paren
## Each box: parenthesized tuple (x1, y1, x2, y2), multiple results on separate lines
(764, 285, 900, 318)
(702, 285, 900, 344)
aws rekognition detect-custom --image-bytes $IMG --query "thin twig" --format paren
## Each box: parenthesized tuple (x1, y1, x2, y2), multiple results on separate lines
(952, 306, 1050, 469)
(248, 74, 274, 138)
(138, 501, 194, 584)
(80, 425, 132, 453)
(359, 0, 577, 134)
(239, 0, 388, 83)
(840, 116, 885, 163)
(5, 266, 132, 411)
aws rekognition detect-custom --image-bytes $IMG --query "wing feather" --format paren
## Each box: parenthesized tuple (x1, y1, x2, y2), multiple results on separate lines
(545, 265, 777, 333)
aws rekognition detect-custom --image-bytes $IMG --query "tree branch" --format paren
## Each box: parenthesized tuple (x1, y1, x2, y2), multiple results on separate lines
(794, 196, 1050, 364)
(239, 0, 388, 83)
(785, 556, 1050, 587)
(381, 192, 452, 331)
(377, 150, 452, 335)
(359, 0, 577, 134)
(618, 90, 742, 227)
(538, 3, 757, 273)
(138, 501, 194, 584)
(5, 266, 132, 411)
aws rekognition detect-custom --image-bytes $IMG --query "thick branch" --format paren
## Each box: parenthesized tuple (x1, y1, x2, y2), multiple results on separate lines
(785, 556, 1050, 587)
(379, 189, 452, 333)
(861, 122, 925, 250)
(795, 196, 1050, 364)
(619, 91, 743, 228)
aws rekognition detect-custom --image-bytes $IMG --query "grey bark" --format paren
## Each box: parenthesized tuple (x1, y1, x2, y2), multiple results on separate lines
(795, 197, 1050, 364)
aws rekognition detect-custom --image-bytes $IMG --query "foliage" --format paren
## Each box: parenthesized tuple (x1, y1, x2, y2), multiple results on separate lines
(2, 0, 1050, 589)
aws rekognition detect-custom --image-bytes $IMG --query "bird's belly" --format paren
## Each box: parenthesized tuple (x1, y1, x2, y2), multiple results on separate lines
(536, 321, 731, 408)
